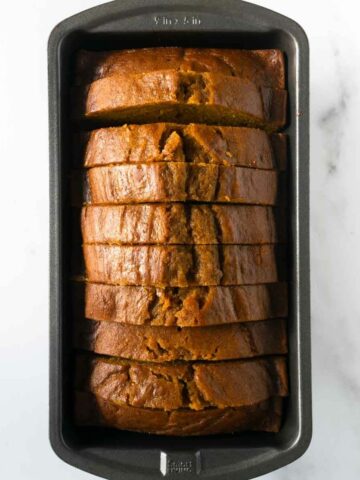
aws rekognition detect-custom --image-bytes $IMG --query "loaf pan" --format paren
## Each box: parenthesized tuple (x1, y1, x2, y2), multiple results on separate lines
(48, 1, 311, 478)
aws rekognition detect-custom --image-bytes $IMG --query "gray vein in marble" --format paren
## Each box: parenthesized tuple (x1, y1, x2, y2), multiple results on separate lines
(315, 325, 360, 400)
(318, 45, 350, 176)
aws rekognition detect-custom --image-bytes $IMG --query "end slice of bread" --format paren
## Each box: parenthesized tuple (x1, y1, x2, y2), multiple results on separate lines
(76, 71, 286, 131)
(75, 392, 284, 435)
(75, 47, 285, 89)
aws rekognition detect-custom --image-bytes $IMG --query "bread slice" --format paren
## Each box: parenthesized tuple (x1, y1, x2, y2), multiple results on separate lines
(71, 170, 288, 208)
(75, 354, 288, 410)
(75, 318, 287, 362)
(75, 48, 285, 89)
(83, 244, 286, 287)
(78, 70, 286, 131)
(76, 282, 288, 326)
(86, 163, 279, 205)
(81, 204, 285, 245)
(75, 392, 284, 434)
(81, 123, 287, 170)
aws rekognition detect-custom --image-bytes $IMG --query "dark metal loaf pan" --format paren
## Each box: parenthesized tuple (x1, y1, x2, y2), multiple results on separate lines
(48, 1, 311, 478)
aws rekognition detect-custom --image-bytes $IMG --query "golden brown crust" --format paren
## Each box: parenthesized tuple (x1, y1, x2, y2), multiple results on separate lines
(75, 48, 285, 89)
(75, 392, 284, 435)
(78, 71, 286, 131)
(75, 355, 288, 410)
(75, 318, 287, 362)
(81, 204, 285, 245)
(76, 282, 288, 326)
(83, 244, 286, 287)
(86, 163, 279, 205)
(81, 123, 287, 170)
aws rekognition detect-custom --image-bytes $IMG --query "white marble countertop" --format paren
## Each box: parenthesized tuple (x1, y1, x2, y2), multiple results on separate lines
(0, 0, 359, 478)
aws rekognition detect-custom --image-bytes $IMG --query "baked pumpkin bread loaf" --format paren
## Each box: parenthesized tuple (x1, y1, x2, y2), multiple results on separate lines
(81, 204, 286, 245)
(75, 48, 285, 88)
(75, 354, 288, 410)
(75, 392, 284, 435)
(86, 163, 279, 205)
(73, 47, 288, 435)
(81, 123, 286, 170)
(75, 318, 287, 361)
(78, 282, 288, 326)
(83, 244, 286, 287)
